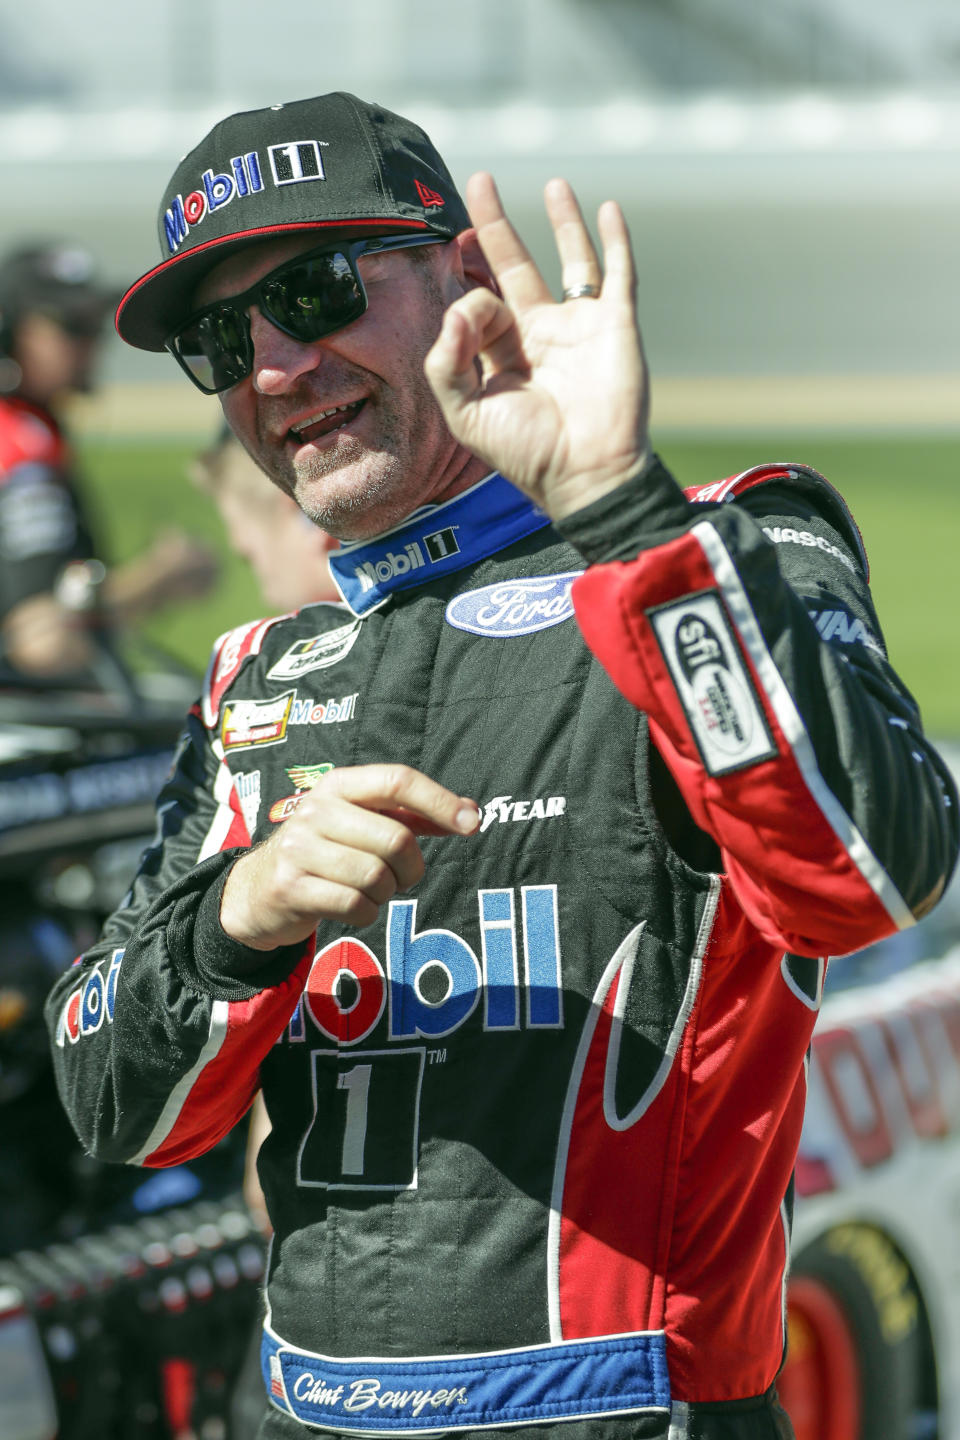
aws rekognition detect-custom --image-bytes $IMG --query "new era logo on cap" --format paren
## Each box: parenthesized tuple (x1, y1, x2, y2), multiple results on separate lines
(414, 179, 446, 208)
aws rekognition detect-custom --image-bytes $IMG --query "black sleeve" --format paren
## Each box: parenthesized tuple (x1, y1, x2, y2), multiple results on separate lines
(43, 700, 313, 1167)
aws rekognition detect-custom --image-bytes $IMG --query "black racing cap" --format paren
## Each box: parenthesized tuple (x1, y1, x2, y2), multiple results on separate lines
(116, 91, 471, 353)
(0, 242, 117, 342)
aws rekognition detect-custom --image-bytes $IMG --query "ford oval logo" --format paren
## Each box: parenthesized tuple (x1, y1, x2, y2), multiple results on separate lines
(445, 573, 583, 638)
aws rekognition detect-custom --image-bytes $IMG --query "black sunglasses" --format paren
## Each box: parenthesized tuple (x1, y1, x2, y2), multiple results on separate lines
(166, 233, 448, 394)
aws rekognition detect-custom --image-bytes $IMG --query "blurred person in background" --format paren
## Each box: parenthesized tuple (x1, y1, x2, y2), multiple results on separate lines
(0, 239, 219, 684)
(0, 243, 225, 1256)
(190, 421, 340, 615)
(45, 91, 959, 1440)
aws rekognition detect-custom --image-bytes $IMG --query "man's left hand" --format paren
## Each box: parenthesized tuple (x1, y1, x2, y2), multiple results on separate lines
(425, 173, 650, 522)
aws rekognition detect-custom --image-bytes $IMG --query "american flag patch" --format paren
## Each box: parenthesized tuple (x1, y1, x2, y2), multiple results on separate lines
(270, 1354, 285, 1398)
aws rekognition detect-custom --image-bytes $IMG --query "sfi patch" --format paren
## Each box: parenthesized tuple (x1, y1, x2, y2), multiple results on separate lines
(649, 592, 777, 776)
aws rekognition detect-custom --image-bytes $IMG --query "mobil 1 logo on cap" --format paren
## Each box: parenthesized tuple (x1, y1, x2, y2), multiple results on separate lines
(650, 592, 777, 776)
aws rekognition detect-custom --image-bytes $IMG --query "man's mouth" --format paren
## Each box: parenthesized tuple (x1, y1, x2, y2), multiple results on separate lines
(290, 400, 365, 445)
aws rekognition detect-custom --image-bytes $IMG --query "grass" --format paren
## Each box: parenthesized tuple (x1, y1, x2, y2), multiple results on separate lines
(76, 432, 960, 736)
(78, 437, 278, 678)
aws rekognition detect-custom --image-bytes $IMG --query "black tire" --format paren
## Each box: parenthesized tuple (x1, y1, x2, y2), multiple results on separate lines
(786, 1224, 920, 1440)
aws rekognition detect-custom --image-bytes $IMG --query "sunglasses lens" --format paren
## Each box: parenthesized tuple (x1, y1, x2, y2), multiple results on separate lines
(260, 250, 365, 341)
(169, 246, 376, 393)
(176, 307, 251, 393)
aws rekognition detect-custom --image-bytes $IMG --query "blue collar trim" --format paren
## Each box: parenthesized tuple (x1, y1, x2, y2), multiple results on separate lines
(328, 474, 552, 617)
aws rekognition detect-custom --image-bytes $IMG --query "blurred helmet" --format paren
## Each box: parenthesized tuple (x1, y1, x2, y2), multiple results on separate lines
(0, 241, 117, 357)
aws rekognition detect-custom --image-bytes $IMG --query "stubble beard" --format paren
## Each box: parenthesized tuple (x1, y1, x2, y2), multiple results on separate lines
(266, 367, 449, 543)
(289, 430, 408, 539)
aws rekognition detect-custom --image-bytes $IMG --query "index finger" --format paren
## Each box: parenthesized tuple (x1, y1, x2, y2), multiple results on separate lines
(321, 764, 480, 835)
(465, 171, 552, 312)
(381, 807, 472, 837)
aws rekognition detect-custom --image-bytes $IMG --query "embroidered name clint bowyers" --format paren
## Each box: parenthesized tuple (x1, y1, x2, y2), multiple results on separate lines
(261, 1325, 670, 1431)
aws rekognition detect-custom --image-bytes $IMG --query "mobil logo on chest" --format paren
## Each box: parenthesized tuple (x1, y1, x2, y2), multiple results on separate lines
(289, 887, 563, 1046)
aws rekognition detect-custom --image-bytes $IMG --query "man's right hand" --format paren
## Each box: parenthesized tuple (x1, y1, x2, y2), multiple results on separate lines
(2, 592, 93, 676)
(219, 764, 481, 950)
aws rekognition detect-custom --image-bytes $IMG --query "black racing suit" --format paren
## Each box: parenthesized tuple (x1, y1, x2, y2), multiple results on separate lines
(45, 458, 957, 1440)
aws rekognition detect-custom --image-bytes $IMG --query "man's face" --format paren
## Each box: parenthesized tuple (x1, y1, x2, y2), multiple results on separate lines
(194, 234, 476, 542)
(13, 311, 102, 405)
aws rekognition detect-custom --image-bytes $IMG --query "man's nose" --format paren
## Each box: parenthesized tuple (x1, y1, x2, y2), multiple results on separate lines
(248, 306, 324, 394)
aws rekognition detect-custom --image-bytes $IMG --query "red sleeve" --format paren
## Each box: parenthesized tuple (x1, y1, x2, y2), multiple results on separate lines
(561, 456, 957, 957)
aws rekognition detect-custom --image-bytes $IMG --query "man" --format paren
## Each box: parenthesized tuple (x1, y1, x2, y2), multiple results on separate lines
(45, 92, 957, 1440)
(0, 240, 218, 680)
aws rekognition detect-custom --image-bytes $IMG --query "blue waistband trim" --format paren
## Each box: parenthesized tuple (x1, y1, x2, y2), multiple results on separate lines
(261, 1326, 670, 1432)
(328, 473, 552, 617)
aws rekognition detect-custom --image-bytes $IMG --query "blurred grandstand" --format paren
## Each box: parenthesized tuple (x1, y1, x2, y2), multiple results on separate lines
(0, 0, 957, 435)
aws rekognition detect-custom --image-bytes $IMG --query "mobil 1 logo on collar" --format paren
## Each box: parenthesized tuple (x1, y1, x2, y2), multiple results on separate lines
(649, 591, 776, 776)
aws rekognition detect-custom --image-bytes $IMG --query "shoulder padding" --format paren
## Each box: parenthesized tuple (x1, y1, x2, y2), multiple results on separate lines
(684, 462, 869, 578)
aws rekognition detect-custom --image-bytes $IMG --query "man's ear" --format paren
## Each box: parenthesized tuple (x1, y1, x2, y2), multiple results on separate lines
(446, 228, 501, 300)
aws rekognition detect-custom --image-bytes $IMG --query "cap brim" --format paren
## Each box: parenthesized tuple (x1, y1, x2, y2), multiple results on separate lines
(115, 218, 435, 352)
